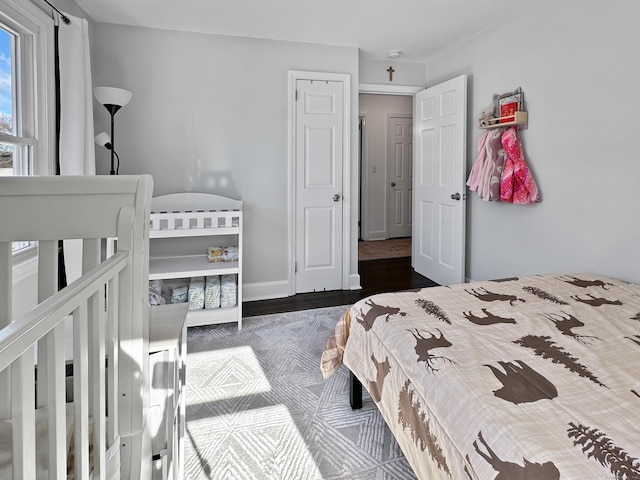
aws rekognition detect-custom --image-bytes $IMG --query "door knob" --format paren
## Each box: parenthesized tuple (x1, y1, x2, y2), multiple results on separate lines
(390, 182, 396, 187)
(451, 192, 461, 201)
(333, 194, 341, 202)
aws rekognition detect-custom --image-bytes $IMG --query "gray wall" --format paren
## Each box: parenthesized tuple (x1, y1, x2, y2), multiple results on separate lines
(91, 24, 359, 299)
(427, 0, 640, 284)
(359, 58, 426, 86)
(31, 0, 90, 20)
(30, 0, 97, 62)
(50, 0, 640, 293)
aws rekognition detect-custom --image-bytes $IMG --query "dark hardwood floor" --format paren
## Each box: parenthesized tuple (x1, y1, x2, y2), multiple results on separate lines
(242, 256, 438, 317)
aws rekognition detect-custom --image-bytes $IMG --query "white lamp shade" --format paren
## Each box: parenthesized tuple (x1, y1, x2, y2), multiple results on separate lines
(94, 87, 132, 107)
(95, 131, 111, 147)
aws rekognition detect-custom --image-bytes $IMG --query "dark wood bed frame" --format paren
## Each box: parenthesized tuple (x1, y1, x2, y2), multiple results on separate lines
(350, 371, 363, 409)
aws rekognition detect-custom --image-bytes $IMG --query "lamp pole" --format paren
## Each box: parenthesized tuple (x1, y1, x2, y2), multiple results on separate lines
(93, 87, 132, 175)
(104, 104, 122, 175)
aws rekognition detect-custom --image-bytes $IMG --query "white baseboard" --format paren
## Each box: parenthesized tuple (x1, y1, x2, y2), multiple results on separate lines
(349, 273, 362, 290)
(362, 232, 387, 241)
(243, 276, 362, 302)
(243, 280, 290, 302)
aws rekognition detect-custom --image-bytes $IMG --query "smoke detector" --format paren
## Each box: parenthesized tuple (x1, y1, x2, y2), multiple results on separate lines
(387, 50, 402, 59)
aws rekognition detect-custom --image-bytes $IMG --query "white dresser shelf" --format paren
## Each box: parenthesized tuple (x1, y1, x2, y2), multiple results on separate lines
(149, 303, 188, 480)
(149, 255, 239, 280)
(149, 192, 243, 330)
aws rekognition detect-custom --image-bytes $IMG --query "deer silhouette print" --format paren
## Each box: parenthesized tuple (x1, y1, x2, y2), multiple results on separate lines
(626, 335, 640, 347)
(356, 299, 404, 331)
(465, 287, 525, 306)
(367, 354, 390, 403)
(463, 308, 516, 326)
(570, 293, 622, 307)
(559, 275, 613, 289)
(473, 431, 560, 480)
(484, 360, 558, 404)
(408, 328, 456, 373)
(540, 311, 601, 344)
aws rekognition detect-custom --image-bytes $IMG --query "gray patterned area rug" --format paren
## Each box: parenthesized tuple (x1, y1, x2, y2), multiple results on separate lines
(184, 306, 417, 480)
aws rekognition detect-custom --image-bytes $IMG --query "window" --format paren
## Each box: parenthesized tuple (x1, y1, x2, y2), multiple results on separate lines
(0, 27, 14, 176)
(0, 0, 55, 254)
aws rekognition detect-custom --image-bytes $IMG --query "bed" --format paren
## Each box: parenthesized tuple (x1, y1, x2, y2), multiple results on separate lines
(0, 175, 153, 479)
(321, 273, 640, 480)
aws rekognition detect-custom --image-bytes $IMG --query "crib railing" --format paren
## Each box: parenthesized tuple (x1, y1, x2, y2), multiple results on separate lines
(0, 175, 153, 480)
(0, 246, 128, 478)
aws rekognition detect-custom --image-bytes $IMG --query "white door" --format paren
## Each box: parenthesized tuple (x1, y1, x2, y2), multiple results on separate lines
(412, 75, 467, 285)
(295, 79, 344, 293)
(387, 115, 412, 238)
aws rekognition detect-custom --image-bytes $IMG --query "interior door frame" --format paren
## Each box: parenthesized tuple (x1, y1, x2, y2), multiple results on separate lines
(358, 113, 367, 241)
(358, 84, 422, 243)
(288, 70, 352, 296)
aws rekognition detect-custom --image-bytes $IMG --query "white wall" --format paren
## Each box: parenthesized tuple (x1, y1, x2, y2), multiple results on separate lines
(91, 24, 359, 299)
(359, 93, 413, 240)
(427, 0, 640, 284)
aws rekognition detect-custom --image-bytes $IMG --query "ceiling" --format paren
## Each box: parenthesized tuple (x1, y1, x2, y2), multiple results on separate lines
(75, 0, 540, 62)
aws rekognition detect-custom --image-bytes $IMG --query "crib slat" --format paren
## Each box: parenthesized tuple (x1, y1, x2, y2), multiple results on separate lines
(85, 238, 107, 479)
(45, 324, 67, 480)
(107, 275, 119, 445)
(0, 241, 11, 328)
(37, 240, 66, 480)
(35, 240, 66, 479)
(37, 240, 58, 408)
(73, 302, 90, 480)
(0, 242, 11, 421)
(12, 350, 36, 480)
(0, 241, 11, 329)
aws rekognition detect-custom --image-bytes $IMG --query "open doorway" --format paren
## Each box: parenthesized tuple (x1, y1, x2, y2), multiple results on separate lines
(359, 90, 415, 262)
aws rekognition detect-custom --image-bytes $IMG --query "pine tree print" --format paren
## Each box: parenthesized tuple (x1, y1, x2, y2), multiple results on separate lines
(522, 285, 569, 305)
(513, 335, 606, 387)
(398, 380, 451, 476)
(567, 422, 640, 479)
(415, 299, 451, 324)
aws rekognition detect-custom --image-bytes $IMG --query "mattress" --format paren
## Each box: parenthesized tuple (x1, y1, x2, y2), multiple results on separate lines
(322, 274, 640, 479)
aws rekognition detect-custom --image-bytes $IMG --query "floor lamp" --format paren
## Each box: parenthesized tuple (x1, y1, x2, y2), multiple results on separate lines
(94, 87, 132, 175)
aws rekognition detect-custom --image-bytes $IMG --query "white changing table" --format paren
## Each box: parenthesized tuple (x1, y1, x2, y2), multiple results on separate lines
(149, 192, 243, 329)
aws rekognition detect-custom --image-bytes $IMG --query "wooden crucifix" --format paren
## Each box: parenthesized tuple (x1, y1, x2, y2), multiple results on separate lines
(387, 66, 395, 82)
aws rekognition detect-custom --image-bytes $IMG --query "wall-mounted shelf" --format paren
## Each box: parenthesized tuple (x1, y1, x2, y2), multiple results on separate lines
(480, 111, 528, 130)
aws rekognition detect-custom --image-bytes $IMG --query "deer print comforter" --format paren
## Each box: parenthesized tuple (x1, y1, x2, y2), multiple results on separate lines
(321, 274, 640, 480)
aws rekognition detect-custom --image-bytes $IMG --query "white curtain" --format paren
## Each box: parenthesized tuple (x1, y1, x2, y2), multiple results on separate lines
(57, 13, 95, 283)
(57, 13, 95, 175)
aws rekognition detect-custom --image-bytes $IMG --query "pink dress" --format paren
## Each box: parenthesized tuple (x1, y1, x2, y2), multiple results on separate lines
(500, 127, 540, 204)
(467, 128, 505, 201)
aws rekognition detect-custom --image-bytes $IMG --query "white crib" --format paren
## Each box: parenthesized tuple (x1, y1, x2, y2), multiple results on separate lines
(0, 175, 154, 479)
